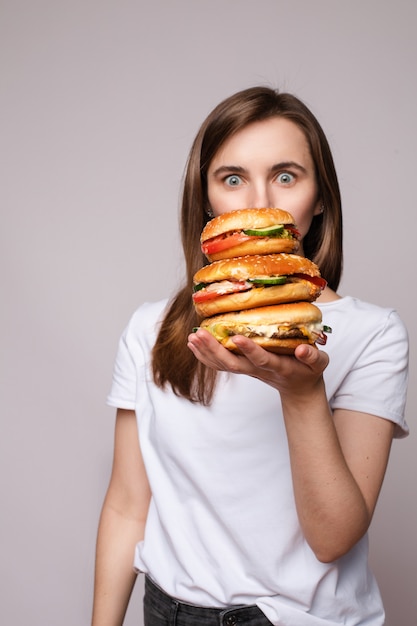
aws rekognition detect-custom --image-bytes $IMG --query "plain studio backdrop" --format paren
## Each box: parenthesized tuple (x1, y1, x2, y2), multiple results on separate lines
(1, 1, 415, 625)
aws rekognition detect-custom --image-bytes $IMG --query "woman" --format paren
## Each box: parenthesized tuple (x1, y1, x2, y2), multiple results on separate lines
(91, 87, 409, 626)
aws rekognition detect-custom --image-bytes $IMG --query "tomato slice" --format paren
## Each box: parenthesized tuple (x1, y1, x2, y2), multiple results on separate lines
(192, 280, 250, 303)
(201, 232, 254, 255)
(294, 274, 327, 290)
(286, 226, 301, 238)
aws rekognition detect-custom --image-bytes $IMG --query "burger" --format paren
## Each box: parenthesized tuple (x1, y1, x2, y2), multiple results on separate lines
(192, 253, 327, 318)
(201, 208, 300, 261)
(198, 302, 331, 354)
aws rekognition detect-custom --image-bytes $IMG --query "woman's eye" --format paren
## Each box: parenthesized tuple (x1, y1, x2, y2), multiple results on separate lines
(224, 175, 242, 187)
(277, 172, 294, 184)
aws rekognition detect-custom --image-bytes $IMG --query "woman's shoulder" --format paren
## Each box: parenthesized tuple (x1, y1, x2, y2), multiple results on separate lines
(318, 293, 399, 316)
(317, 294, 408, 343)
(124, 298, 170, 339)
(130, 298, 170, 320)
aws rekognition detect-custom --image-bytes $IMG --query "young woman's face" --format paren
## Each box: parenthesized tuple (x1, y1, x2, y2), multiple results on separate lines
(206, 117, 322, 250)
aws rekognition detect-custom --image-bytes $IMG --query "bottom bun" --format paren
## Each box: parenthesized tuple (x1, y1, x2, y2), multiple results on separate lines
(199, 302, 328, 354)
(220, 335, 314, 354)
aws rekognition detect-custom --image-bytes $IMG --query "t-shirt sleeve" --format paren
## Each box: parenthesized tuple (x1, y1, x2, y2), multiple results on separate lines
(331, 309, 409, 438)
(106, 313, 143, 410)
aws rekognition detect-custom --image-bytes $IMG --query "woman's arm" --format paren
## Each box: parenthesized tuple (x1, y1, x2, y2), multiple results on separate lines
(91, 409, 151, 626)
(279, 384, 394, 562)
(187, 331, 394, 562)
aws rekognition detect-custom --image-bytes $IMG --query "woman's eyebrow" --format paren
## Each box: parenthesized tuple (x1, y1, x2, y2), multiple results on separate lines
(270, 161, 307, 173)
(210, 165, 247, 177)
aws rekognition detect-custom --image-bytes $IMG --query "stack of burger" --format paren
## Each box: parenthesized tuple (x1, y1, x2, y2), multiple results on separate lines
(192, 208, 331, 354)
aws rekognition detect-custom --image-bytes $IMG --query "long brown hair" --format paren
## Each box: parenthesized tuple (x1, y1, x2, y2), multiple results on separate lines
(152, 86, 343, 404)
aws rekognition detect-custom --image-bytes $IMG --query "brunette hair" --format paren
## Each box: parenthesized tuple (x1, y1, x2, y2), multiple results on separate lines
(152, 86, 343, 403)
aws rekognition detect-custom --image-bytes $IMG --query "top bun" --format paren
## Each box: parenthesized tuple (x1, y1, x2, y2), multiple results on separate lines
(201, 208, 295, 242)
(201, 208, 299, 261)
(193, 253, 320, 284)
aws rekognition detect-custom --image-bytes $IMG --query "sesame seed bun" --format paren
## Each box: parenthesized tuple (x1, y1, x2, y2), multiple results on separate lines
(192, 254, 324, 317)
(194, 253, 319, 284)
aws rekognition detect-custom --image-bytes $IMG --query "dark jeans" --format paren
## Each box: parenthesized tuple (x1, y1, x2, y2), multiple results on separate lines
(143, 576, 273, 626)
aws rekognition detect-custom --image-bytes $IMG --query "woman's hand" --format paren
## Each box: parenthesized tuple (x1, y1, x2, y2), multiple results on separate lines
(187, 328, 329, 399)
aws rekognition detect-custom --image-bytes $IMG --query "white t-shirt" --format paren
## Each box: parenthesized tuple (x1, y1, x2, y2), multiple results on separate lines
(107, 296, 409, 625)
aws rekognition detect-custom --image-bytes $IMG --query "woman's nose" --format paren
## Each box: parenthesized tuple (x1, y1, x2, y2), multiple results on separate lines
(248, 183, 273, 209)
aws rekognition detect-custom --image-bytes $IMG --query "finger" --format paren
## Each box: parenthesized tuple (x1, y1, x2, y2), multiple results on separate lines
(230, 335, 279, 369)
(187, 329, 244, 372)
(294, 344, 329, 373)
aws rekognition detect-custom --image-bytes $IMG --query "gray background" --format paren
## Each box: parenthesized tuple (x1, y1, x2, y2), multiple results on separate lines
(1, 1, 415, 624)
